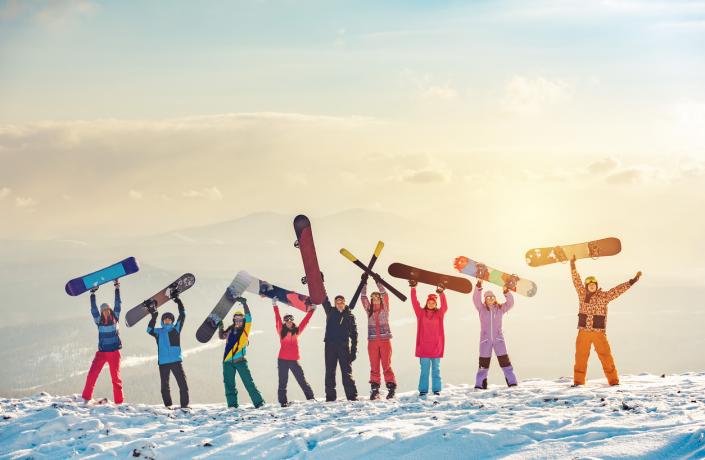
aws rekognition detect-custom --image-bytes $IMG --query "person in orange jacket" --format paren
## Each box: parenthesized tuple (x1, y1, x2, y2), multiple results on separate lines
(570, 255, 642, 386)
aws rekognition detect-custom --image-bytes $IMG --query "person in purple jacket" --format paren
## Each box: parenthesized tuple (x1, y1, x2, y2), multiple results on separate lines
(473, 279, 517, 389)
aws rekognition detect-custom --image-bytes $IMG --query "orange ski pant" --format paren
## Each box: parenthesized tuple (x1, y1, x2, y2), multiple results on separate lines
(574, 330, 619, 385)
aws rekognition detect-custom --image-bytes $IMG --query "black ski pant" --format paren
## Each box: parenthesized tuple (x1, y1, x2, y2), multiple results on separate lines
(277, 358, 314, 405)
(324, 342, 357, 401)
(159, 362, 189, 408)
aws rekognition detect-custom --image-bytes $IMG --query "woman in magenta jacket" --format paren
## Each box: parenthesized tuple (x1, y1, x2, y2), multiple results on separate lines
(410, 280, 448, 396)
(273, 298, 316, 407)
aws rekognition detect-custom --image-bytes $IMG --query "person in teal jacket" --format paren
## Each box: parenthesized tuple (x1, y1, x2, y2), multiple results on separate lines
(218, 297, 265, 409)
(147, 295, 189, 409)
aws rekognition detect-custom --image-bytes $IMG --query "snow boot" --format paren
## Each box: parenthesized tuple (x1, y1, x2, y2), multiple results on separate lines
(386, 382, 397, 400)
(433, 391, 441, 396)
(370, 383, 381, 400)
(419, 391, 428, 398)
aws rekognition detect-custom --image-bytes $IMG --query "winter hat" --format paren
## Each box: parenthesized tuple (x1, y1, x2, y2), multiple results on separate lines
(100, 303, 111, 312)
(426, 293, 438, 303)
(483, 291, 495, 299)
(334, 295, 345, 301)
(232, 311, 245, 320)
(161, 312, 175, 323)
(585, 276, 598, 286)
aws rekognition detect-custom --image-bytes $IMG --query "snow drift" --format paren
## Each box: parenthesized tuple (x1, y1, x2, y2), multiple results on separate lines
(1, 374, 704, 459)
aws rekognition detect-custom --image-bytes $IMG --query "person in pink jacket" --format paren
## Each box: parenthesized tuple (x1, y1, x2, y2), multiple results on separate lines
(472, 280, 517, 389)
(273, 298, 316, 407)
(410, 280, 448, 397)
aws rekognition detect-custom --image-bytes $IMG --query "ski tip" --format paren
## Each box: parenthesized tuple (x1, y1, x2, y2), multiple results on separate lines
(374, 241, 384, 256)
(293, 214, 310, 225)
(340, 248, 356, 262)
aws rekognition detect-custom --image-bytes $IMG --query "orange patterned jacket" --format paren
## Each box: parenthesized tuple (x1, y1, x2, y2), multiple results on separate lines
(571, 262, 632, 332)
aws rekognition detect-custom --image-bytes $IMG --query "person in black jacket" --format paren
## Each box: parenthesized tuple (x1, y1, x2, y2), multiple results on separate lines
(322, 294, 358, 401)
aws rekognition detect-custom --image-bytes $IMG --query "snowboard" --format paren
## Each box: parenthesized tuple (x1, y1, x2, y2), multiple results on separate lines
(340, 248, 407, 301)
(525, 237, 622, 267)
(293, 215, 327, 305)
(195, 271, 252, 343)
(388, 262, 473, 294)
(245, 275, 312, 313)
(453, 257, 537, 297)
(65, 257, 140, 296)
(348, 241, 384, 310)
(125, 273, 196, 327)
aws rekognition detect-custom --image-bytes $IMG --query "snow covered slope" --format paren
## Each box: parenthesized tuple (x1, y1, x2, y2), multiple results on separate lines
(2, 374, 704, 459)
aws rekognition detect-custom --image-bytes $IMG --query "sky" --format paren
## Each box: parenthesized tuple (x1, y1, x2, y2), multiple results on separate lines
(0, 0, 704, 263)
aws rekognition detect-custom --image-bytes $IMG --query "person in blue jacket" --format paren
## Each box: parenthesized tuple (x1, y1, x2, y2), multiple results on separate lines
(147, 294, 189, 409)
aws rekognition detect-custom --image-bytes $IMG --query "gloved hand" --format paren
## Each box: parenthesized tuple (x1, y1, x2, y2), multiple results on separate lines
(114, 280, 120, 288)
(90, 286, 99, 294)
(408, 280, 418, 287)
(361, 273, 369, 281)
(272, 297, 278, 306)
(436, 285, 445, 294)
(372, 273, 382, 283)
(476, 280, 483, 289)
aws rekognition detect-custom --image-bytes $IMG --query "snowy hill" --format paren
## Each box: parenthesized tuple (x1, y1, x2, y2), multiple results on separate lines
(2, 374, 704, 459)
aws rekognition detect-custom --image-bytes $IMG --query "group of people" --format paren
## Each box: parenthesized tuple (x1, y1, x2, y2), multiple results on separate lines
(80, 257, 642, 409)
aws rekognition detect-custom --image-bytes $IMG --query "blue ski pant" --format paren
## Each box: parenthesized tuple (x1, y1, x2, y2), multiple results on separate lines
(418, 358, 442, 393)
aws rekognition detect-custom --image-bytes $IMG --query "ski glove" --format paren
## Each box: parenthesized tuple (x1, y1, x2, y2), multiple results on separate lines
(408, 280, 418, 287)
(114, 280, 120, 288)
(436, 286, 445, 294)
(90, 287, 99, 294)
(476, 280, 483, 289)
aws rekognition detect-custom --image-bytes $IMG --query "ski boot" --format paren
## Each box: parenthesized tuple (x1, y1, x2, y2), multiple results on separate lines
(386, 382, 397, 400)
(370, 382, 381, 400)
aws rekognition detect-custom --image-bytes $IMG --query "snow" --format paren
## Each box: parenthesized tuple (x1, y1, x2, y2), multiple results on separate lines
(2, 374, 704, 459)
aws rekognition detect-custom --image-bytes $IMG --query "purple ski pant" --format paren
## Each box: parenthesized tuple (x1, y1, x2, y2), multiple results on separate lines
(475, 338, 517, 388)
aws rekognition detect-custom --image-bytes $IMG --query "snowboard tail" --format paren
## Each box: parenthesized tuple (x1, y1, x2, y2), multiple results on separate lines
(125, 273, 196, 327)
(454, 257, 537, 297)
(196, 271, 252, 343)
(65, 257, 140, 296)
(525, 237, 621, 267)
(388, 262, 472, 294)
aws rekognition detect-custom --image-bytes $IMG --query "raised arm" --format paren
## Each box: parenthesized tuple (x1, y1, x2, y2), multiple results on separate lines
(374, 275, 389, 311)
(439, 291, 448, 315)
(113, 282, 122, 320)
(147, 311, 158, 338)
(298, 307, 315, 335)
(218, 322, 228, 340)
(174, 297, 185, 332)
(360, 280, 371, 312)
(570, 258, 585, 298)
(90, 290, 100, 325)
(410, 287, 422, 316)
(273, 303, 283, 334)
(501, 290, 515, 313)
(605, 272, 640, 302)
(473, 281, 484, 312)
(322, 297, 333, 314)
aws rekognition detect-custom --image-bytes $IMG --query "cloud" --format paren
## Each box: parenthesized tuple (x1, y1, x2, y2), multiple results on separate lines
(500, 76, 571, 115)
(605, 168, 644, 184)
(182, 186, 223, 201)
(0, 187, 10, 199)
(0, 0, 95, 25)
(401, 70, 458, 102)
(588, 157, 620, 174)
(400, 169, 449, 184)
(128, 190, 143, 200)
(15, 196, 37, 209)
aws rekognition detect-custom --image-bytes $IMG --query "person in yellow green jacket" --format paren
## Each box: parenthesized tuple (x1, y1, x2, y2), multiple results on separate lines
(218, 296, 265, 408)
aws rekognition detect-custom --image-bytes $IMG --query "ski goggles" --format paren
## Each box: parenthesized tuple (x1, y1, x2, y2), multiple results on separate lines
(283, 315, 295, 323)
